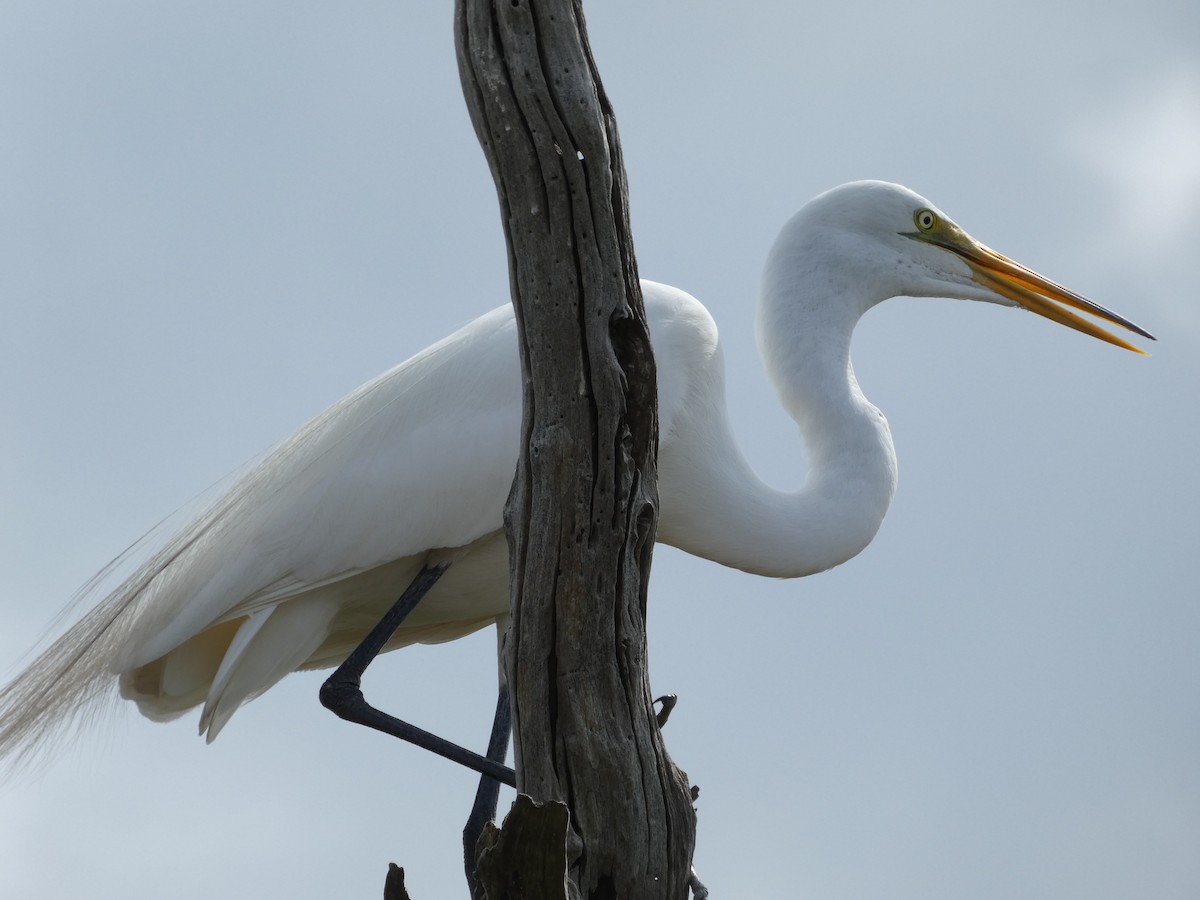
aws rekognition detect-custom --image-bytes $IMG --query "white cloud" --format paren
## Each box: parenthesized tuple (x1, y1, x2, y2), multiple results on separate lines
(1064, 62, 1200, 339)
(1069, 62, 1200, 252)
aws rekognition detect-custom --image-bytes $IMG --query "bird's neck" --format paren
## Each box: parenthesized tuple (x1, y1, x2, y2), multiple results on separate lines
(658, 238, 897, 579)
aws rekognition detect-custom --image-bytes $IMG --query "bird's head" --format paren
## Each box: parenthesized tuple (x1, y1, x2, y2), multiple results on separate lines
(792, 180, 1155, 354)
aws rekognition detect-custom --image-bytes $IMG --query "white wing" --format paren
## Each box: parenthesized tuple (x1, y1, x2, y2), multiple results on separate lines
(0, 282, 721, 752)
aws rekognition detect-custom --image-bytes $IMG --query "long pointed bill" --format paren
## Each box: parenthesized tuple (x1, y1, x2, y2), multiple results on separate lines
(954, 239, 1155, 354)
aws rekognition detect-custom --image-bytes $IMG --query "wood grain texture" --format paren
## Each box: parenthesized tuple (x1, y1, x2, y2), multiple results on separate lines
(455, 1, 696, 896)
(473, 796, 573, 900)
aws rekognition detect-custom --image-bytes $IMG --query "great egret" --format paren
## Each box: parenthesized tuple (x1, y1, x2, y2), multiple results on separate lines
(0, 181, 1151, 781)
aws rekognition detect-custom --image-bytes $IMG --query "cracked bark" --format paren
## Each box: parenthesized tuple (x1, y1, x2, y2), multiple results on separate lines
(455, 1, 696, 897)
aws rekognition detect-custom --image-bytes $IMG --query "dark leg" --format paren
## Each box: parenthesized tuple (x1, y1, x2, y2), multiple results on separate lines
(463, 684, 512, 894)
(319, 563, 516, 787)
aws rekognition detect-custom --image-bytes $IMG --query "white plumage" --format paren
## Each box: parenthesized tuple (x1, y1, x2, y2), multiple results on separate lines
(0, 181, 1150, 760)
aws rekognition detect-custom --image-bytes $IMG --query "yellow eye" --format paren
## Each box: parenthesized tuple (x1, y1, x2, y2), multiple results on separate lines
(914, 208, 937, 231)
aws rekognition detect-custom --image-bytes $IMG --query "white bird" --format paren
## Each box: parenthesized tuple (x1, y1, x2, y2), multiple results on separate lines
(0, 181, 1151, 769)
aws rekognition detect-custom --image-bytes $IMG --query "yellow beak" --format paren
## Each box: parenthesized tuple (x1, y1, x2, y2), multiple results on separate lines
(947, 234, 1155, 354)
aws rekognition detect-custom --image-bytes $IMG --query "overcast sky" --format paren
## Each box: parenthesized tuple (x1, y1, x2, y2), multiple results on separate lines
(2, 2, 1197, 898)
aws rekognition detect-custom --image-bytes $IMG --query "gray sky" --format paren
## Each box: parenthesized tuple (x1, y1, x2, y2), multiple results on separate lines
(2, 2, 1197, 898)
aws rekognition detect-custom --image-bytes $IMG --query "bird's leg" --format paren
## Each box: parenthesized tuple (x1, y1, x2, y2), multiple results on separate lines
(463, 683, 512, 894)
(319, 564, 516, 787)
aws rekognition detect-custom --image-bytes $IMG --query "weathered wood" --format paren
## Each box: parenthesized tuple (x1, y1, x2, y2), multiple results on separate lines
(455, 1, 696, 897)
(383, 863, 413, 900)
(473, 795, 573, 900)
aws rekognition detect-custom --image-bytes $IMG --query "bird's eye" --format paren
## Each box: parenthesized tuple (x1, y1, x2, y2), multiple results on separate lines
(914, 209, 937, 231)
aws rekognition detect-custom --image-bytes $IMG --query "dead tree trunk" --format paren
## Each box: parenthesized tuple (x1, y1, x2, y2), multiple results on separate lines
(455, 1, 697, 897)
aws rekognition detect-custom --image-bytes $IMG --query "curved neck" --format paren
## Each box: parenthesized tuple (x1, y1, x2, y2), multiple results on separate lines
(657, 231, 897, 578)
